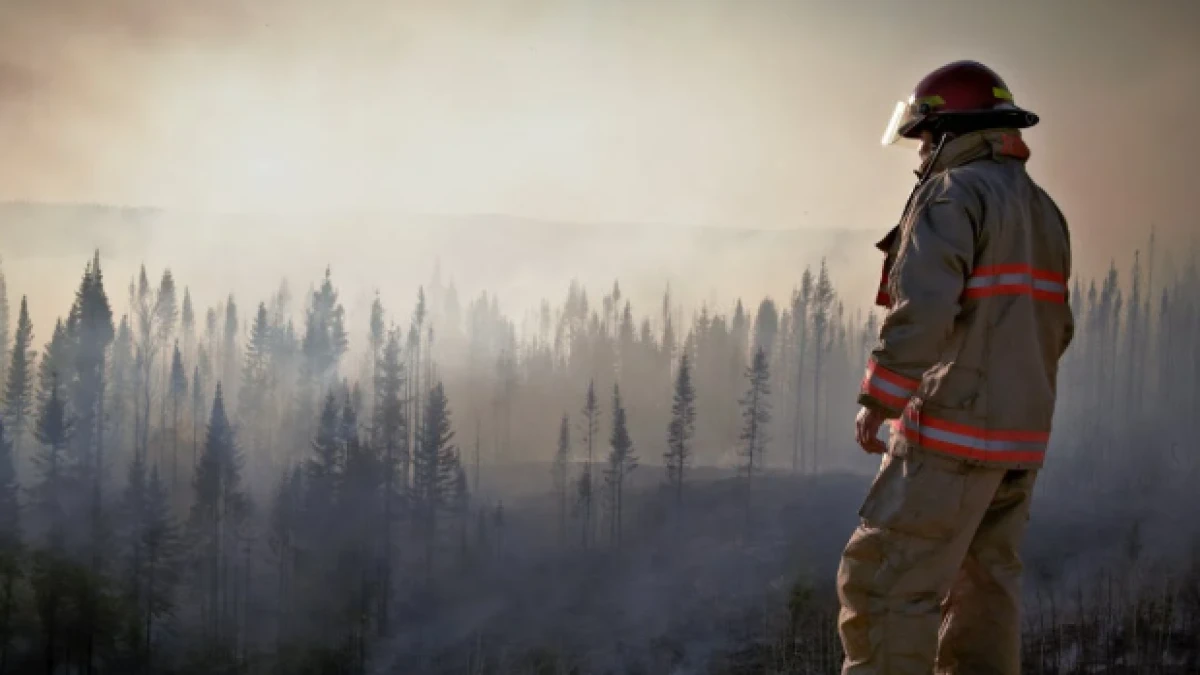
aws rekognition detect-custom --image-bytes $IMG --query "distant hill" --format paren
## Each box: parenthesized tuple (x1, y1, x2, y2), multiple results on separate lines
(1, 201, 885, 350)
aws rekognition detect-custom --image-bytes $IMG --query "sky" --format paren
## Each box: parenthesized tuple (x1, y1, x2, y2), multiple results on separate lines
(0, 0, 1198, 317)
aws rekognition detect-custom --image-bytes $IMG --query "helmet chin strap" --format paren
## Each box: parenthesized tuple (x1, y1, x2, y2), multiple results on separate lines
(897, 132, 950, 225)
(920, 132, 951, 181)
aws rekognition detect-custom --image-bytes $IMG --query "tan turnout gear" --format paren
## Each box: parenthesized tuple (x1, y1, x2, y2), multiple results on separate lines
(860, 129, 1073, 470)
(838, 127, 1074, 673)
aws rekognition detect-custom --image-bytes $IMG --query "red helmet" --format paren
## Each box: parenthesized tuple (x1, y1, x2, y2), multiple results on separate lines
(882, 60, 1039, 147)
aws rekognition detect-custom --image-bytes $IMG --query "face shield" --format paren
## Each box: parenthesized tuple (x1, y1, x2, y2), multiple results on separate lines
(880, 98, 923, 149)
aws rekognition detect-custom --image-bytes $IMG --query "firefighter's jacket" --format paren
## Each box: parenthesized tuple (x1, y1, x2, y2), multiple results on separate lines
(860, 129, 1074, 470)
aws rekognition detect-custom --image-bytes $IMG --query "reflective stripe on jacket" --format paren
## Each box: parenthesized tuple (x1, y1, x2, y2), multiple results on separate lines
(859, 130, 1075, 470)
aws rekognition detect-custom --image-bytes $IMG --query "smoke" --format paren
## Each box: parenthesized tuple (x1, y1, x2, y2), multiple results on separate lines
(1, 0, 1197, 334)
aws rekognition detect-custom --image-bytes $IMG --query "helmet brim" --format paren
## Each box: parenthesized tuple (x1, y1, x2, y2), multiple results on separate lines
(907, 108, 1039, 138)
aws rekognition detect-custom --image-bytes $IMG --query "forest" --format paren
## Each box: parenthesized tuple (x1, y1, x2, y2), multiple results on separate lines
(0, 237, 1197, 674)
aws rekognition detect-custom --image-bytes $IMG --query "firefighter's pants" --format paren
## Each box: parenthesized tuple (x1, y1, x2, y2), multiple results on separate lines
(836, 449, 1037, 675)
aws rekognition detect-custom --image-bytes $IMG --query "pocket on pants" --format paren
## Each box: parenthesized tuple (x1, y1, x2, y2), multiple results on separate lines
(857, 452, 968, 541)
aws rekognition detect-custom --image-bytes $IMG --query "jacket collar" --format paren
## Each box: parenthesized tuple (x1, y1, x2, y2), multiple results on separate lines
(917, 129, 1031, 176)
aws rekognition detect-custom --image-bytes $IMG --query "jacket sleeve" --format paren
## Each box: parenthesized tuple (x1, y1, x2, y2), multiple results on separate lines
(859, 177, 979, 417)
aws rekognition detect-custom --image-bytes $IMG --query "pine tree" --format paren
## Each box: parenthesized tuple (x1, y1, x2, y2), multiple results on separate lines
(181, 288, 196, 366)
(33, 375, 73, 542)
(109, 316, 133, 468)
(369, 293, 385, 408)
(809, 259, 834, 473)
(409, 288, 427, 467)
(188, 384, 249, 659)
(65, 253, 115, 664)
(156, 270, 178, 456)
(552, 414, 570, 547)
(118, 445, 149, 662)
(38, 320, 70, 411)
(302, 268, 349, 390)
(792, 268, 813, 474)
(1125, 251, 1143, 422)
(661, 285, 676, 368)
(411, 382, 456, 580)
(141, 464, 180, 670)
(31, 374, 73, 674)
(372, 327, 406, 634)
(0, 415, 20, 672)
(132, 265, 158, 467)
(191, 361, 204, 473)
(0, 259, 8, 388)
(605, 384, 637, 548)
(169, 344, 188, 488)
(740, 347, 772, 525)
(239, 303, 272, 461)
(754, 298, 779, 360)
(665, 351, 696, 508)
(337, 398, 380, 662)
(619, 301, 636, 365)
(3, 297, 35, 463)
(268, 465, 302, 652)
(222, 296, 239, 407)
(307, 393, 342, 514)
(579, 380, 600, 549)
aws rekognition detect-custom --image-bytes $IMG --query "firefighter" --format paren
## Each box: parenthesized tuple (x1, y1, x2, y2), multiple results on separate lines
(837, 60, 1075, 674)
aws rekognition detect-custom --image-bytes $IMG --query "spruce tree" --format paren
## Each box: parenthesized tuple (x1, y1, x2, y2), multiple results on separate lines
(33, 376, 73, 546)
(0, 416, 19, 672)
(0, 259, 8, 388)
(268, 465, 301, 650)
(371, 327, 406, 634)
(411, 382, 456, 580)
(109, 316, 133, 468)
(302, 268, 349, 389)
(740, 347, 772, 526)
(661, 285, 676, 368)
(31, 375, 73, 673)
(307, 393, 342, 516)
(578, 379, 600, 549)
(156, 270, 178, 451)
(408, 289, 426, 470)
(37, 320, 70, 411)
(810, 259, 834, 472)
(66, 252, 115, 664)
(188, 384, 248, 657)
(338, 398, 379, 666)
(3, 297, 35, 463)
(552, 414, 570, 547)
(792, 269, 813, 474)
(369, 293, 385, 408)
(665, 351, 696, 508)
(222, 296, 239, 407)
(605, 384, 636, 548)
(754, 298, 779, 361)
(141, 464, 180, 670)
(119, 445, 148, 660)
(191, 361, 204, 472)
(181, 288, 195, 365)
(169, 344, 188, 487)
(239, 304, 271, 458)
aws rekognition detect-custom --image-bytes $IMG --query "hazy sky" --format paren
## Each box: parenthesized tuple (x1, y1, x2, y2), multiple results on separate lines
(1, 0, 1197, 282)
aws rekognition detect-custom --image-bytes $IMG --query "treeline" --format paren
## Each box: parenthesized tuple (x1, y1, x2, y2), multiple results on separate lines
(0, 237, 1196, 672)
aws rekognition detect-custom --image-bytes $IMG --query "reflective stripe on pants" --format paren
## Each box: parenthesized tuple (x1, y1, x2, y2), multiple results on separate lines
(836, 449, 1037, 675)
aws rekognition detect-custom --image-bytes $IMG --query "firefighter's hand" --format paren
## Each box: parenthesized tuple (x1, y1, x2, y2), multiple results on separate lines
(855, 406, 888, 454)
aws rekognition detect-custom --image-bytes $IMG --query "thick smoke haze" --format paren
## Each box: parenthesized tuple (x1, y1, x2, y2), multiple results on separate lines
(2, 1, 1198, 287)
(0, 2, 1198, 673)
